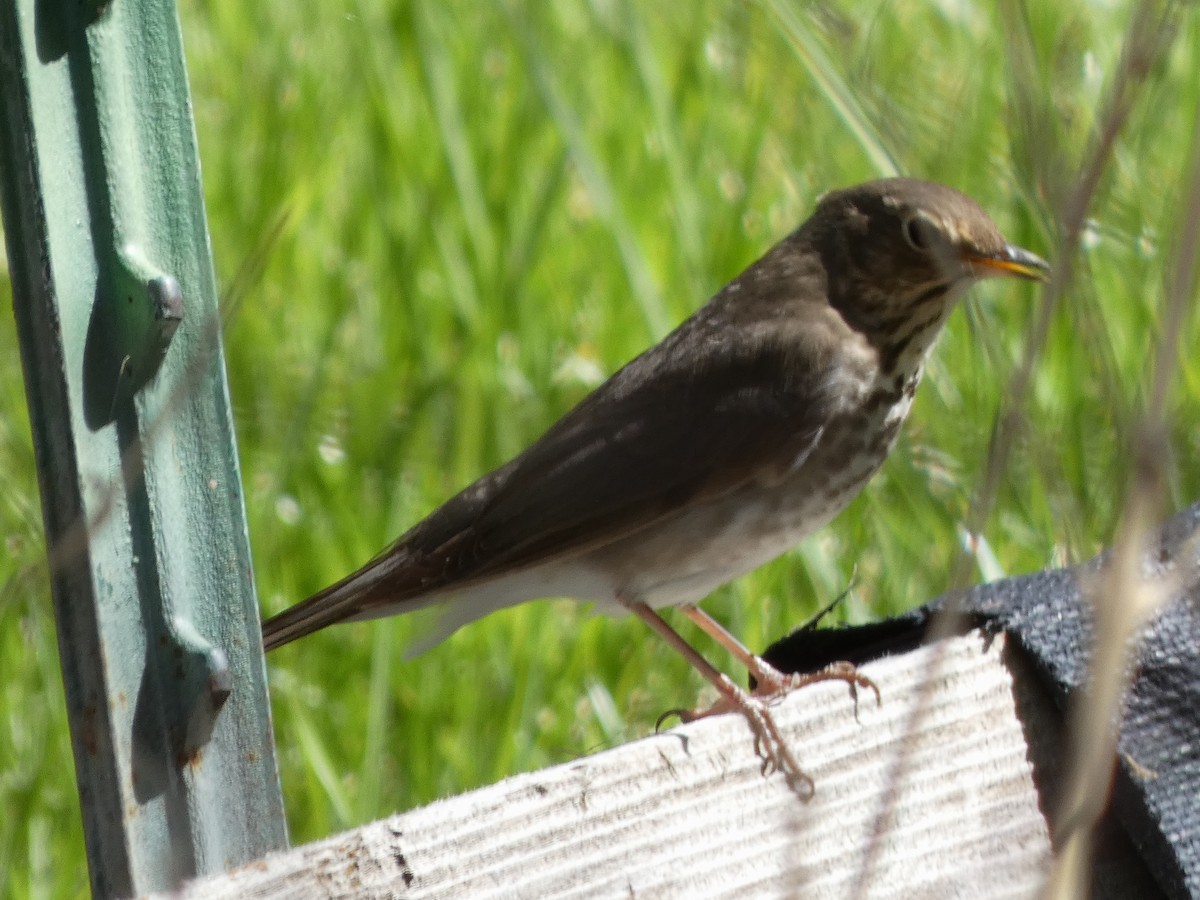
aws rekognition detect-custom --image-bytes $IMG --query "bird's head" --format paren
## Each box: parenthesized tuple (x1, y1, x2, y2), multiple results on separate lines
(809, 177, 1048, 369)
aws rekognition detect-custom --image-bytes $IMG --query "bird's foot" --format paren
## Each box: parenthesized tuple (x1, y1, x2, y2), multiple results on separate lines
(656, 659, 881, 798)
(750, 658, 882, 723)
(670, 658, 880, 721)
(660, 676, 815, 799)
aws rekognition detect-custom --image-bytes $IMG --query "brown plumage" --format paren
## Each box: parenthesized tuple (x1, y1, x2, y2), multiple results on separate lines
(265, 178, 1045, 655)
(264, 177, 1047, 792)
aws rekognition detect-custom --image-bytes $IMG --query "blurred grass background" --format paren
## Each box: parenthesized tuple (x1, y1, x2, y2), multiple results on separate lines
(2, 1, 1198, 895)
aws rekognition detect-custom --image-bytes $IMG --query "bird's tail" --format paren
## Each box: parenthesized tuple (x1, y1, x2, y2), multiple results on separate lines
(261, 551, 418, 651)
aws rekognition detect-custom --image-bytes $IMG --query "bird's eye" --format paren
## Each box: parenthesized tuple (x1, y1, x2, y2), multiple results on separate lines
(902, 213, 939, 253)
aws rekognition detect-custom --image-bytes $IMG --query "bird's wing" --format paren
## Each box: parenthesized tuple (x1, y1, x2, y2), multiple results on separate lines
(397, 316, 835, 591)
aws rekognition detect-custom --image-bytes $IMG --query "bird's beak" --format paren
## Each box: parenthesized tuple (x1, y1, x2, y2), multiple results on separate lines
(965, 244, 1050, 281)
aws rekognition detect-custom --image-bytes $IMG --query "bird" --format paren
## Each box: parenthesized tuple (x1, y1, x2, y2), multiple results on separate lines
(263, 177, 1048, 792)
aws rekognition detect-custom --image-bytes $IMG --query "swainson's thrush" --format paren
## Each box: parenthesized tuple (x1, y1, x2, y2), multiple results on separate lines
(264, 178, 1048, 791)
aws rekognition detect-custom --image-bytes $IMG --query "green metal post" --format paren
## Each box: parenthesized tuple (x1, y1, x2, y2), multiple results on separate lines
(0, 0, 289, 895)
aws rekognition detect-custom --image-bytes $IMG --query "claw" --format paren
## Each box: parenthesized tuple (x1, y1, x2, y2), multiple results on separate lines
(655, 708, 688, 731)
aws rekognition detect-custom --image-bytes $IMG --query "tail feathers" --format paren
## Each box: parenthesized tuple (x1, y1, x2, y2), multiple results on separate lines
(262, 553, 423, 651)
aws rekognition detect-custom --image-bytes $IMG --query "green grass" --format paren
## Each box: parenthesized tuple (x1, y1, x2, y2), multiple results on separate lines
(2, 1, 1198, 895)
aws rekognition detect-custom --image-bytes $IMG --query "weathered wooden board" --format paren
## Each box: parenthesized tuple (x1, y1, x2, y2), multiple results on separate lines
(161, 632, 1060, 899)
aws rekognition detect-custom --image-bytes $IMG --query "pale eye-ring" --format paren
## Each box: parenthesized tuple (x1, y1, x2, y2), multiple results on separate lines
(902, 212, 940, 253)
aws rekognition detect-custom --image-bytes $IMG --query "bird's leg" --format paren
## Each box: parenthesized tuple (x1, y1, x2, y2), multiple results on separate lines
(681, 605, 881, 717)
(620, 597, 815, 798)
